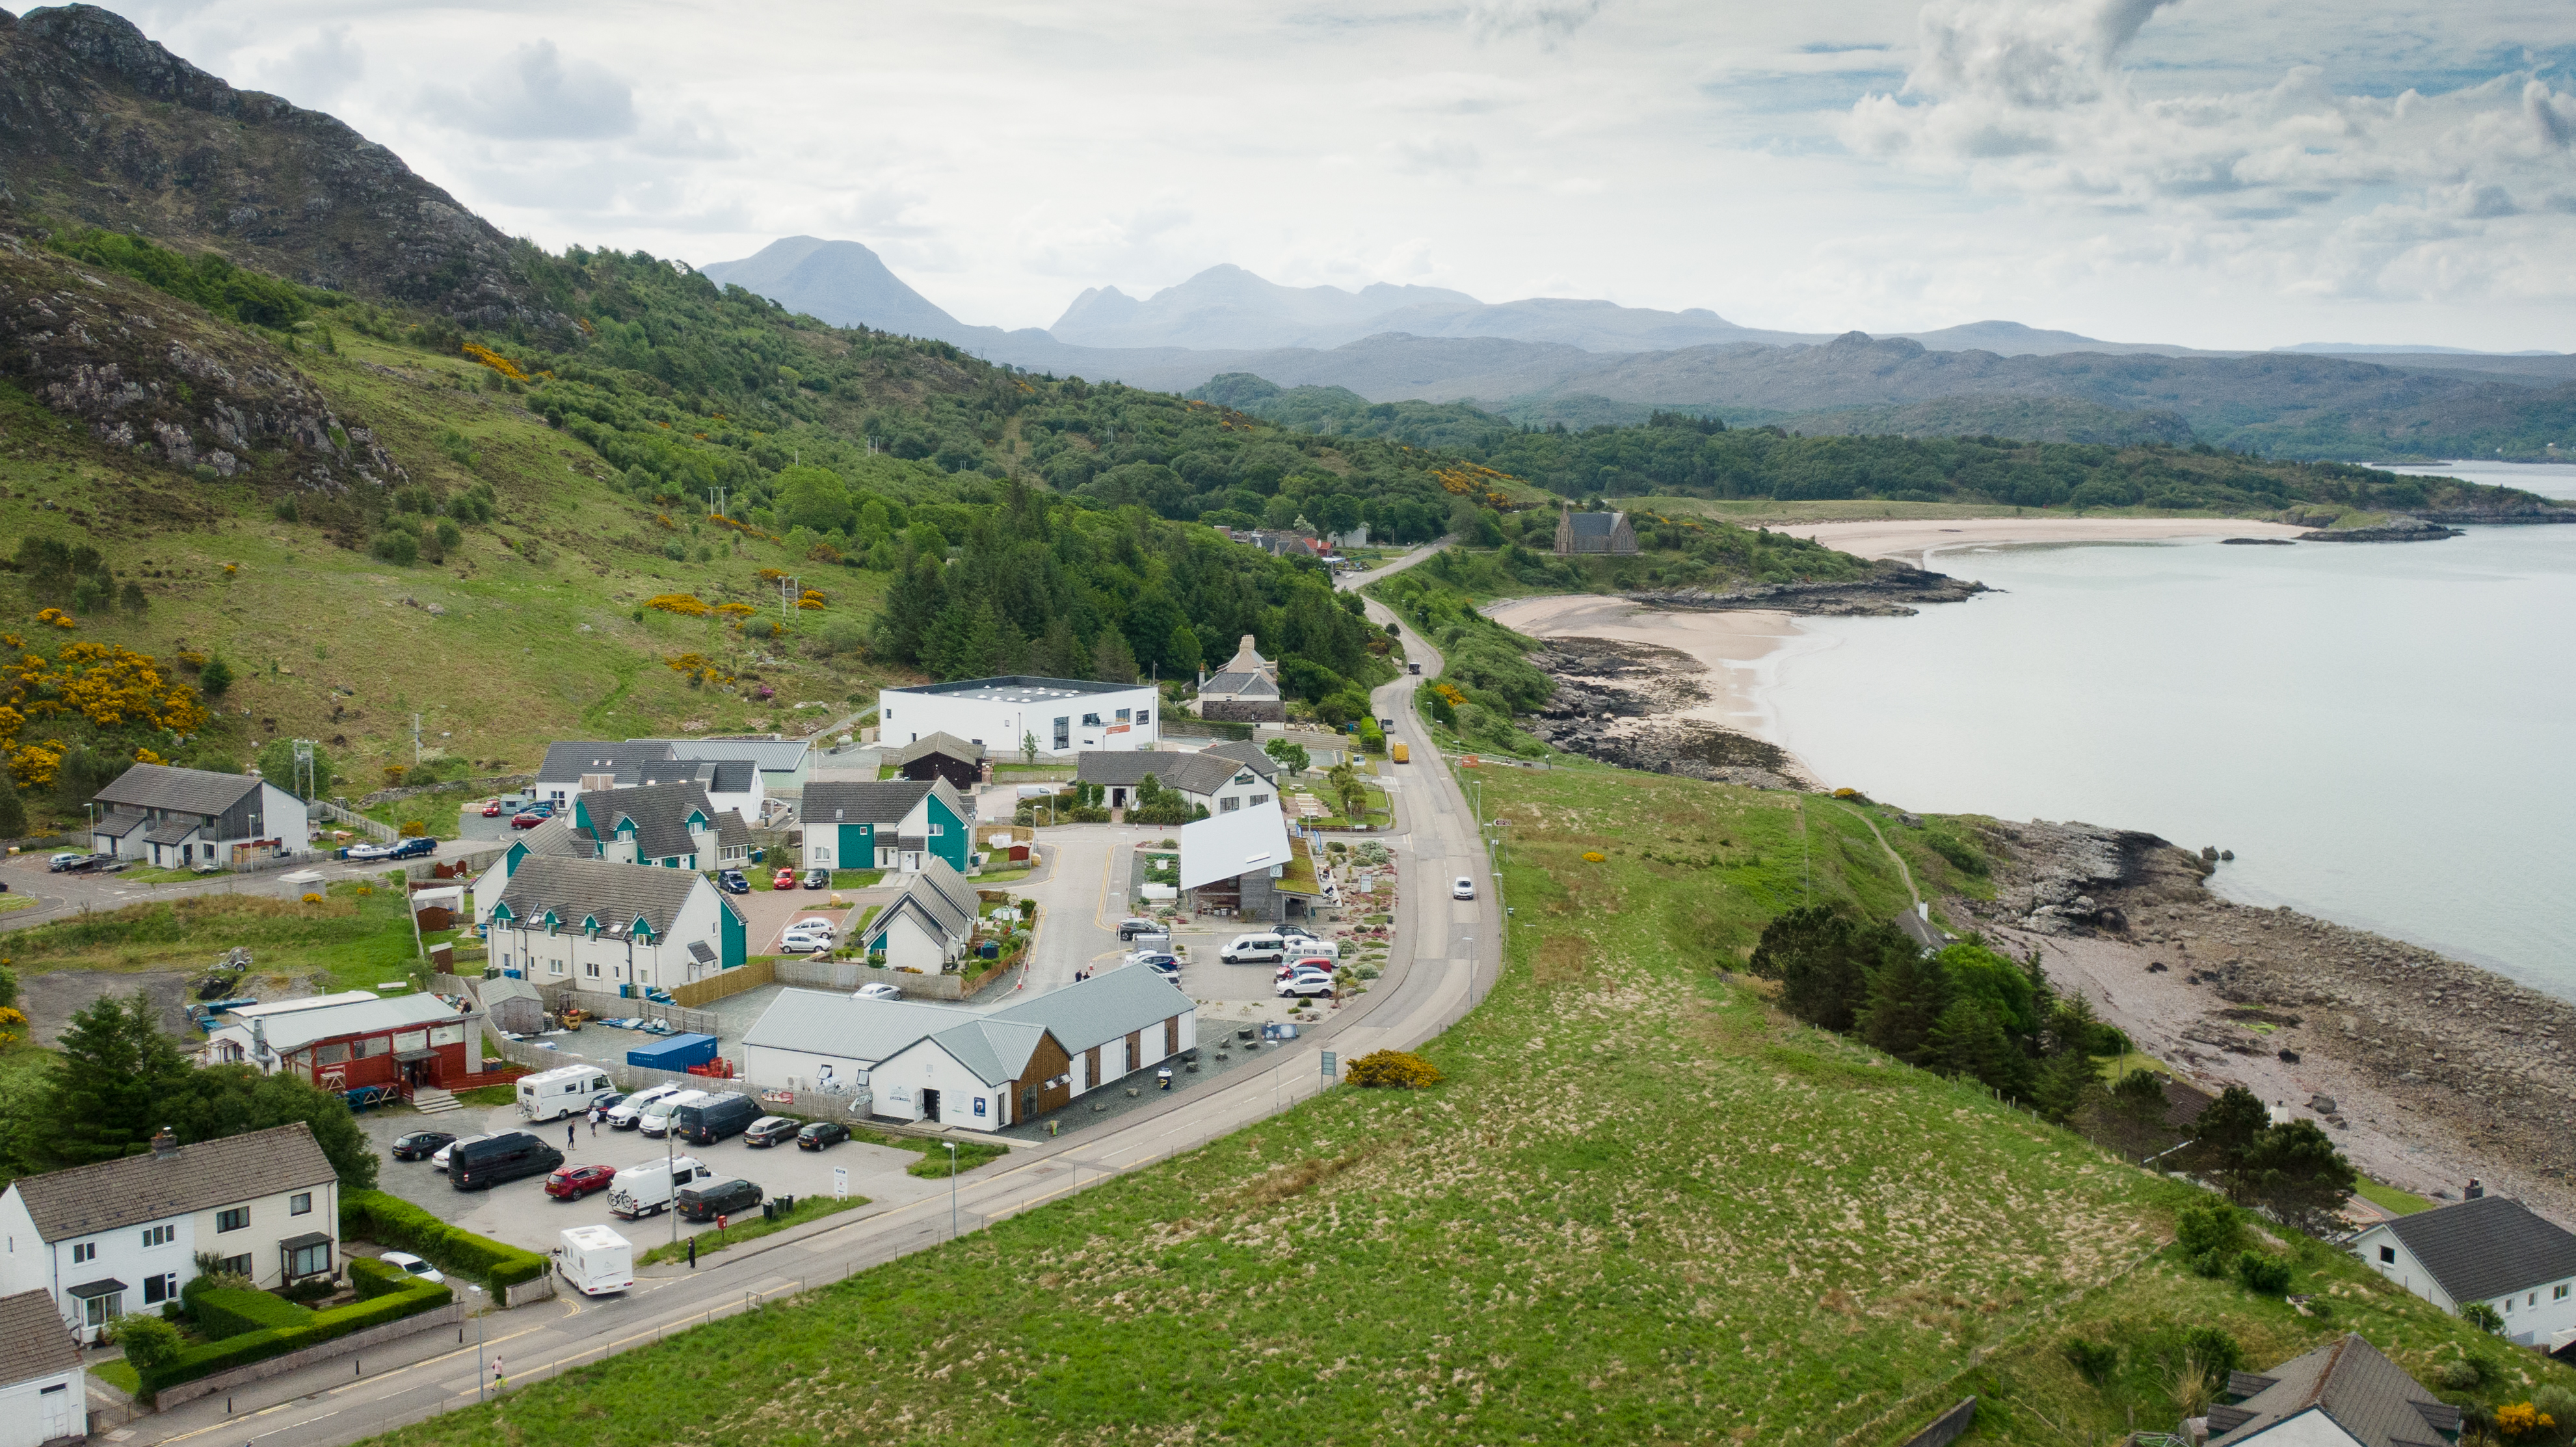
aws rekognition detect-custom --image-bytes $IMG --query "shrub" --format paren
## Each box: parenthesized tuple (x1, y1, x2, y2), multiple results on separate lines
(2462, 1301, 2506, 1334)
(2061, 1334, 2119, 1385)
(2182, 1326, 2244, 1378)
(135, 1275, 449, 1401)
(191, 1285, 315, 1339)
(199, 656, 234, 696)
(2233, 1250, 2292, 1295)
(1344, 1050, 1444, 1089)
(2496, 1402, 2557, 1439)
(341, 1188, 548, 1288)
(282, 1276, 336, 1303)
(2189, 1249, 2232, 1279)
(103, 1313, 183, 1373)
(371, 530, 419, 566)
(1924, 830, 1989, 877)
(2175, 1201, 2244, 1260)
(2437, 1357, 2486, 1390)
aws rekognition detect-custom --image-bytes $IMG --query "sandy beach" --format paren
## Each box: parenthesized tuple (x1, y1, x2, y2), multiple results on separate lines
(1777, 515, 2306, 565)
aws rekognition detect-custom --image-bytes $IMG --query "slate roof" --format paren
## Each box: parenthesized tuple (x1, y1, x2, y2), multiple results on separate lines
(90, 812, 148, 838)
(511, 814, 593, 860)
(990, 962, 1193, 1055)
(1563, 510, 1625, 538)
(5, 1122, 336, 1242)
(1075, 750, 1252, 797)
(2376, 1194, 2576, 1304)
(0, 1288, 82, 1380)
(537, 741, 676, 783)
(92, 762, 263, 817)
(1198, 741, 1282, 779)
(1199, 669, 1281, 700)
(211, 991, 466, 1054)
(491, 856, 721, 940)
(144, 818, 204, 845)
(576, 781, 735, 861)
(863, 862, 977, 949)
(892, 732, 985, 767)
(644, 737, 812, 773)
(2207, 1335, 2460, 1447)
(804, 779, 952, 826)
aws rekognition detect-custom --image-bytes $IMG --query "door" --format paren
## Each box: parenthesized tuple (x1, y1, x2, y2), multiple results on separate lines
(40, 1384, 70, 1441)
(921, 1087, 942, 1123)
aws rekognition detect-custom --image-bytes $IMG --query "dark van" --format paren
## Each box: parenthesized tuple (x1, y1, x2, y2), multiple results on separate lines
(672, 1091, 760, 1146)
(675, 1176, 762, 1222)
(449, 1131, 564, 1192)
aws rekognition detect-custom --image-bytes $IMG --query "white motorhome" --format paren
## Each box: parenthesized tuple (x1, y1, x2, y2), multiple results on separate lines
(517, 1065, 616, 1122)
(556, 1225, 633, 1295)
(607, 1155, 708, 1219)
(636, 1089, 710, 1139)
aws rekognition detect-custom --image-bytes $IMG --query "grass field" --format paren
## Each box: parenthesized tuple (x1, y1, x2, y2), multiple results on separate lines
(635, 1193, 873, 1266)
(7, 877, 421, 993)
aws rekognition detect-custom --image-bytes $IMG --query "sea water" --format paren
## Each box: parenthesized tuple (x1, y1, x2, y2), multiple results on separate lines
(1764, 486, 2576, 1000)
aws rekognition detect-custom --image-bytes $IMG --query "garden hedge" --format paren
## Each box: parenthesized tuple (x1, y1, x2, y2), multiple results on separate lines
(136, 1275, 450, 1402)
(341, 1188, 548, 1288)
(189, 1286, 314, 1340)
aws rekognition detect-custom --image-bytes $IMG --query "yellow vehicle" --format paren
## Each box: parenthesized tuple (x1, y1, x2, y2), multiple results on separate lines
(1390, 741, 1409, 763)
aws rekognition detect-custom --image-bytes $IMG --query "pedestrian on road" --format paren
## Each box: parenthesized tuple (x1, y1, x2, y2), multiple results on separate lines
(588, 1114, 596, 1139)
(566, 1121, 576, 1151)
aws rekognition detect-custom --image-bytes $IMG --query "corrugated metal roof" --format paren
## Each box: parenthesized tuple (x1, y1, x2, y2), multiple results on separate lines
(215, 991, 466, 1054)
(7, 1123, 336, 1242)
(92, 762, 262, 816)
(646, 737, 812, 772)
(2380, 1194, 2576, 1305)
(741, 989, 977, 1066)
(1177, 800, 1292, 892)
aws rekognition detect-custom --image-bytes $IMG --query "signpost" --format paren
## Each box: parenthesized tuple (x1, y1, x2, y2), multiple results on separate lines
(1320, 1050, 1336, 1078)
(832, 1165, 849, 1199)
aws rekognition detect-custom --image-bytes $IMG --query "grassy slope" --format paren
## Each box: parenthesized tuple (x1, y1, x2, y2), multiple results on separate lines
(360, 760, 2569, 1447)
(6, 877, 421, 994)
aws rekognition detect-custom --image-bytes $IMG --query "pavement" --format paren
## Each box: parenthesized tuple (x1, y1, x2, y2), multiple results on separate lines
(102, 538, 1502, 1447)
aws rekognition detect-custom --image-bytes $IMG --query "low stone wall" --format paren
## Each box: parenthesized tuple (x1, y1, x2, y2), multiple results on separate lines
(503, 1274, 557, 1309)
(153, 1301, 467, 1409)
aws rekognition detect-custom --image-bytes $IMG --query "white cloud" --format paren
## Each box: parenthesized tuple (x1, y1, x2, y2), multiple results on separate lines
(253, 23, 362, 106)
(423, 40, 637, 141)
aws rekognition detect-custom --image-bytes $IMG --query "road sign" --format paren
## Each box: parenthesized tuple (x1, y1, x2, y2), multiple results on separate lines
(1321, 1051, 1337, 1078)
(832, 1166, 849, 1199)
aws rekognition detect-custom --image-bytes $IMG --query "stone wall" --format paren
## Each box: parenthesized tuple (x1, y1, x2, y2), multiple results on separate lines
(1196, 699, 1284, 724)
(153, 1301, 466, 1409)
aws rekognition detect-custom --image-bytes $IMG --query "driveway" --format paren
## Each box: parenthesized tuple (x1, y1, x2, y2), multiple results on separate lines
(734, 883, 874, 954)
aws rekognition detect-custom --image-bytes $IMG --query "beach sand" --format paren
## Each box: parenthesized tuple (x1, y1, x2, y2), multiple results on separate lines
(1779, 515, 2306, 565)
(1486, 594, 1814, 743)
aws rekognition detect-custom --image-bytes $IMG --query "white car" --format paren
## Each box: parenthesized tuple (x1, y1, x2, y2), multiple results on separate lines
(431, 1134, 490, 1171)
(1276, 968, 1336, 1000)
(379, 1251, 445, 1286)
(1452, 877, 1476, 901)
(779, 925, 835, 953)
(605, 1084, 682, 1130)
(851, 982, 903, 1000)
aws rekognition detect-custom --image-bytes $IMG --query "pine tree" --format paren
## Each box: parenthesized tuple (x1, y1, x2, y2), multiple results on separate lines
(0, 786, 25, 840)
(44, 992, 193, 1166)
(1855, 948, 1952, 1064)
(1166, 622, 1204, 676)
(1923, 1000, 2015, 1091)
(1093, 629, 1139, 684)
(1031, 618, 1083, 680)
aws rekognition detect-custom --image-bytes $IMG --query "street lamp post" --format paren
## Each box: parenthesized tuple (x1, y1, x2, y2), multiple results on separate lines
(945, 1142, 959, 1239)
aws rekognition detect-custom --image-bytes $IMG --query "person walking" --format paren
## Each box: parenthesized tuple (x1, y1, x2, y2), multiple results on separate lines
(566, 1121, 576, 1152)
(687, 1235, 697, 1269)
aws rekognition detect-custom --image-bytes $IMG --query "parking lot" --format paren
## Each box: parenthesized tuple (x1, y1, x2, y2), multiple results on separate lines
(362, 1100, 946, 1255)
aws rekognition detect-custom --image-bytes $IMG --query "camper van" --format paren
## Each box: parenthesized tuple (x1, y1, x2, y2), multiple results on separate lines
(607, 1154, 709, 1219)
(636, 1089, 710, 1139)
(517, 1065, 617, 1122)
(556, 1225, 634, 1296)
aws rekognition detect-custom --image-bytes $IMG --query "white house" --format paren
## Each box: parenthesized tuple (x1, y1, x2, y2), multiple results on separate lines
(2348, 1194, 2576, 1347)
(878, 675, 1161, 756)
(564, 781, 752, 871)
(535, 741, 764, 821)
(1178, 798, 1315, 922)
(0, 1288, 85, 1447)
(801, 779, 972, 875)
(88, 763, 311, 867)
(739, 966, 1195, 1128)
(636, 735, 813, 798)
(1075, 745, 1278, 816)
(478, 856, 749, 987)
(2206, 1334, 2461, 1447)
(0, 1124, 339, 1342)
(858, 858, 979, 973)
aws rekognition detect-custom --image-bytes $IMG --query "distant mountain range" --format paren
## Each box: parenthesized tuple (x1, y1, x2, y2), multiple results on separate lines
(698, 237, 2576, 460)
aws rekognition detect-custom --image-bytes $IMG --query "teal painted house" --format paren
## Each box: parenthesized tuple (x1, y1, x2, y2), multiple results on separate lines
(473, 855, 747, 988)
(801, 778, 972, 876)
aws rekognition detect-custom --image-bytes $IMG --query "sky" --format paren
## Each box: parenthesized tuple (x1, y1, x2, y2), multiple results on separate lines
(97, 0, 2576, 351)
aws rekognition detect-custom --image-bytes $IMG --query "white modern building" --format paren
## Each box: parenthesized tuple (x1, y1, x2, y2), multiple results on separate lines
(476, 855, 749, 987)
(2348, 1193, 2576, 1347)
(0, 1288, 85, 1446)
(88, 763, 311, 867)
(0, 1124, 340, 1341)
(878, 675, 1161, 756)
(858, 858, 979, 973)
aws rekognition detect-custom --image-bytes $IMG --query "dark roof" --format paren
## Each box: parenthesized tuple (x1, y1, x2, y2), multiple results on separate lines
(2162, 1077, 2218, 1131)
(576, 781, 733, 861)
(804, 779, 936, 825)
(644, 737, 812, 772)
(1893, 910, 1954, 952)
(1199, 741, 1282, 779)
(2378, 1194, 2576, 1304)
(511, 814, 594, 860)
(862, 857, 978, 947)
(92, 811, 149, 838)
(92, 762, 262, 816)
(1199, 670, 1280, 699)
(6, 1122, 336, 1241)
(892, 732, 985, 767)
(1563, 510, 1625, 538)
(622, 757, 756, 797)
(2209, 1335, 2458, 1447)
(1074, 750, 1254, 797)
(0, 1288, 83, 1380)
(492, 856, 718, 940)
(537, 741, 676, 782)
(144, 818, 203, 845)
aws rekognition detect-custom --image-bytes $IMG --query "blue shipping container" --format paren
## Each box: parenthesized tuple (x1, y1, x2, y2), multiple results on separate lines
(626, 1033, 719, 1072)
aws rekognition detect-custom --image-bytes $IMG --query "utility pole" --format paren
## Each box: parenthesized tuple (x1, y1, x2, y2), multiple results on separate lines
(411, 713, 423, 768)
(946, 1141, 959, 1239)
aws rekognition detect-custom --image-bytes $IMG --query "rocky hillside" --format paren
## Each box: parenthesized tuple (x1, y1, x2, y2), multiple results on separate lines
(0, 5, 538, 325)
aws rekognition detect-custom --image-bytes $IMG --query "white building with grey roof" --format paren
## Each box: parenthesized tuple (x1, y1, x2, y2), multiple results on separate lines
(0, 1286, 86, 1444)
(879, 674, 1161, 756)
(2349, 1193, 2576, 1347)
(1074, 747, 1278, 816)
(87, 762, 309, 868)
(2205, 1334, 2462, 1447)
(858, 857, 981, 973)
(535, 741, 764, 822)
(1195, 634, 1285, 724)
(477, 855, 748, 989)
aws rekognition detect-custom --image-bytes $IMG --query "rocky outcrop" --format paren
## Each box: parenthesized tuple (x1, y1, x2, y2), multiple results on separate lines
(1977, 817, 2205, 935)
(2298, 515, 2463, 542)
(1626, 561, 1986, 617)
(1520, 637, 1808, 788)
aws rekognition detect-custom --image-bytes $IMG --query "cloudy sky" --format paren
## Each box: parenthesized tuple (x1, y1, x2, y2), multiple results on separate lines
(103, 0, 2576, 350)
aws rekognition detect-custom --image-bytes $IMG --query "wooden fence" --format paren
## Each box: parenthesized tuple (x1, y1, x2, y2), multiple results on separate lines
(668, 958, 774, 1008)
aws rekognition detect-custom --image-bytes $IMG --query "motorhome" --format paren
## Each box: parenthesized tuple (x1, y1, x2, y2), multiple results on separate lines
(556, 1225, 634, 1295)
(517, 1065, 617, 1122)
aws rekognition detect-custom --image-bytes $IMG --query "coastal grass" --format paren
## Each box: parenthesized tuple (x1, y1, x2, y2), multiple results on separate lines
(634, 1193, 871, 1266)
(2355, 1177, 2437, 1216)
(359, 761, 2568, 1447)
(6, 878, 422, 993)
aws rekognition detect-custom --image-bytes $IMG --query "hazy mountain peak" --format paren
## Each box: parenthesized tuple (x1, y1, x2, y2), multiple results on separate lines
(698, 237, 973, 343)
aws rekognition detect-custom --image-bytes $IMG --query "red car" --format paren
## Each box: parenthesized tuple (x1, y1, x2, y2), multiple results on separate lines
(544, 1164, 615, 1200)
(512, 811, 550, 829)
(771, 868, 797, 890)
(481, 799, 507, 817)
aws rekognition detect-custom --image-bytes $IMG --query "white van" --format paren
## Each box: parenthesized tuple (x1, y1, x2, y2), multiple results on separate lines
(605, 1083, 682, 1131)
(606, 1155, 708, 1219)
(1220, 933, 1288, 964)
(517, 1065, 616, 1122)
(556, 1225, 633, 1295)
(637, 1089, 710, 1139)
(1283, 938, 1340, 961)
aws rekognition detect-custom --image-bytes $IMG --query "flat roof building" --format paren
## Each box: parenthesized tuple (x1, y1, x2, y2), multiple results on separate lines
(879, 675, 1162, 756)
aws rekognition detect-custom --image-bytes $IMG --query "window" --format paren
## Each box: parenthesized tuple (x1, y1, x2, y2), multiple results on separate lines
(1137, 711, 1150, 728)
(929, 822, 944, 836)
(1054, 716, 1070, 750)
(392, 1030, 427, 1054)
(2556, 1284, 2570, 1301)
(141, 1271, 178, 1305)
(290, 1192, 313, 1216)
(217, 1207, 249, 1233)
(551, 957, 566, 976)
(585, 961, 601, 978)
(287, 1240, 332, 1279)
(142, 1225, 175, 1249)
(1250, 793, 1271, 806)
(82, 1292, 121, 1329)
(1221, 797, 1242, 814)
(219, 1253, 252, 1277)
(316, 1042, 349, 1066)
(1115, 708, 1131, 722)
(1082, 712, 1102, 727)
(2379, 1245, 2397, 1264)
(430, 1023, 465, 1046)
(349, 1037, 382, 1059)
(72, 1241, 96, 1264)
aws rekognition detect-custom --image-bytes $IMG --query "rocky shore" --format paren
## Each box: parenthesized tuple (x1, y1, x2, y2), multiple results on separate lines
(1523, 637, 1811, 789)
(1961, 818, 2576, 1224)
(1626, 559, 1986, 617)
(2298, 515, 2464, 542)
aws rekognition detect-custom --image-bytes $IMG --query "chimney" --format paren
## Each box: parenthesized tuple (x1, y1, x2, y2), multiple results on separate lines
(151, 1127, 178, 1160)
(2465, 1179, 2484, 1199)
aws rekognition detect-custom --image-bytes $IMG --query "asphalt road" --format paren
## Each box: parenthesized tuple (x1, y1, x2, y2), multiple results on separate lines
(111, 542, 1500, 1447)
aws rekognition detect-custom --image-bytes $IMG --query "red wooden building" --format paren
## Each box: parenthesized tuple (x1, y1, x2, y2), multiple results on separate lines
(201, 990, 476, 1094)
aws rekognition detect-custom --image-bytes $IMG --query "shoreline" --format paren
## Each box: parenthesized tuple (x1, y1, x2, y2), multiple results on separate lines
(1777, 515, 2308, 566)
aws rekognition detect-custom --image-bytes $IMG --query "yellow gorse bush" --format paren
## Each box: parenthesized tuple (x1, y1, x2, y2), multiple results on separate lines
(645, 594, 711, 617)
(459, 341, 530, 382)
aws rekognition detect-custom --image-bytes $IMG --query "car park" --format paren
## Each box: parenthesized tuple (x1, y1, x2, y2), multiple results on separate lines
(779, 920, 836, 953)
(851, 982, 903, 1001)
(391, 1129, 456, 1162)
(801, 869, 831, 890)
(1452, 876, 1476, 900)
(672, 1091, 760, 1146)
(606, 1084, 682, 1130)
(1220, 933, 1289, 964)
(743, 1115, 801, 1148)
(432, 1133, 490, 1171)
(676, 1176, 764, 1223)
(380, 1251, 445, 1286)
(795, 1121, 851, 1150)
(608, 1155, 709, 1219)
(717, 870, 749, 894)
(544, 1164, 617, 1200)
(772, 868, 798, 890)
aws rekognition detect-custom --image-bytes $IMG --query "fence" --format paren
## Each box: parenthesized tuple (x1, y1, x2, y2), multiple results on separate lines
(547, 985, 720, 1037)
(669, 958, 775, 1008)
(314, 799, 399, 843)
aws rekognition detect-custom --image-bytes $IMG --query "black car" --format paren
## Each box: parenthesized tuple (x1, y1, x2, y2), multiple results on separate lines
(795, 1121, 850, 1151)
(590, 1091, 628, 1116)
(743, 1115, 801, 1148)
(675, 1176, 762, 1222)
(388, 836, 438, 860)
(450, 1131, 564, 1191)
(391, 1129, 457, 1162)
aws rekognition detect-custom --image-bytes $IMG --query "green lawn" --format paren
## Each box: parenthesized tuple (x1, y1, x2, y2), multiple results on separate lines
(8, 877, 422, 994)
(2355, 1177, 2437, 1217)
(360, 760, 2568, 1447)
(636, 1193, 871, 1266)
(91, 1359, 139, 1396)
(828, 869, 883, 889)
